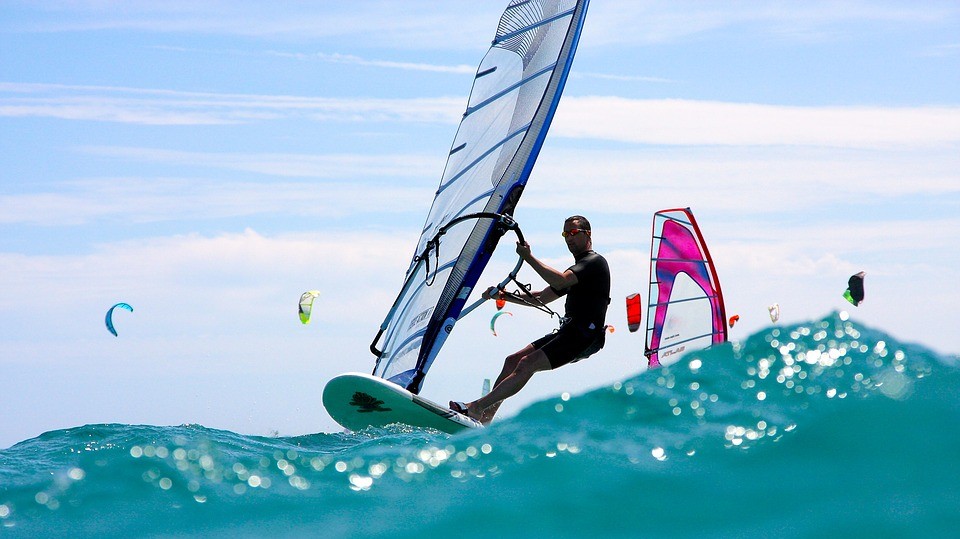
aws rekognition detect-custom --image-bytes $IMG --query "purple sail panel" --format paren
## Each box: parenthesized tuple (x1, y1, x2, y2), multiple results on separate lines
(645, 208, 727, 368)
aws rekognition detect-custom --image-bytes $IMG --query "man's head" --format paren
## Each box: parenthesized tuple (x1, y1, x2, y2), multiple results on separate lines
(562, 215, 592, 255)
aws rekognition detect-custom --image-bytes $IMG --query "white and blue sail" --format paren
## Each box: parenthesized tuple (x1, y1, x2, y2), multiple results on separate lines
(370, 0, 590, 393)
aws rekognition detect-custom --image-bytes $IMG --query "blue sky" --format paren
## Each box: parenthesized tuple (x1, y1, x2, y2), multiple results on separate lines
(2, 1, 958, 448)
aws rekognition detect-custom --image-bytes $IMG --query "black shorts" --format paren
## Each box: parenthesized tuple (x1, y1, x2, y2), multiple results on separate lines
(532, 322, 604, 369)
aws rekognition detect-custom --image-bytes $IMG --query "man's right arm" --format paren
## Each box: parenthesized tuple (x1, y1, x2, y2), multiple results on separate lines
(516, 242, 578, 290)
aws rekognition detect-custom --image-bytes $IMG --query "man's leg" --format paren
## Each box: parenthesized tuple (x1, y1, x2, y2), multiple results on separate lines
(468, 349, 551, 421)
(476, 345, 533, 424)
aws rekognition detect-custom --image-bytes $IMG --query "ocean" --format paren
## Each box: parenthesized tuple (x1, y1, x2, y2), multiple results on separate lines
(2, 312, 957, 538)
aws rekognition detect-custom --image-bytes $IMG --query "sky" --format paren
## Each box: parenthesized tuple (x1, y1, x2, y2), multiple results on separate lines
(1, 0, 958, 449)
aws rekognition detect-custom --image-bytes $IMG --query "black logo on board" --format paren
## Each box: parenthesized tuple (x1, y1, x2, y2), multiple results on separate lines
(349, 392, 392, 413)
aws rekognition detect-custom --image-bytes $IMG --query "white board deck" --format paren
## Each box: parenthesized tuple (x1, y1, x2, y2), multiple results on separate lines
(322, 372, 482, 434)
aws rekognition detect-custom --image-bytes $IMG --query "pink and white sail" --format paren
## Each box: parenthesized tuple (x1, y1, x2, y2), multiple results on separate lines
(645, 208, 728, 368)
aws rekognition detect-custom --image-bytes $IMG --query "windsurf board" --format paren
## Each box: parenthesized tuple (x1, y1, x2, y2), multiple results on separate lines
(322, 372, 482, 434)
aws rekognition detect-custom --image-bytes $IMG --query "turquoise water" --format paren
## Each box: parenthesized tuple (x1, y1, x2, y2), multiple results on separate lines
(2, 312, 958, 538)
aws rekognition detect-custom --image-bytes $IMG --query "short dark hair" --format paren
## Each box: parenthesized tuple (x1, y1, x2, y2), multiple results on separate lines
(565, 215, 591, 230)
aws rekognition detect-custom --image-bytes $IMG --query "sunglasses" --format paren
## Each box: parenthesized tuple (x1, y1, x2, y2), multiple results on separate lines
(561, 228, 590, 238)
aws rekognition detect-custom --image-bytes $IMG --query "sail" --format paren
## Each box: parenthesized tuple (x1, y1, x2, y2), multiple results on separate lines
(645, 208, 727, 368)
(371, 0, 590, 393)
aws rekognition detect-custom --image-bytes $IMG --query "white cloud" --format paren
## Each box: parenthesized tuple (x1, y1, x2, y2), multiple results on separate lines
(522, 144, 959, 216)
(573, 72, 677, 84)
(4, 120, 953, 231)
(149, 47, 478, 75)
(0, 176, 434, 226)
(274, 51, 476, 75)
(81, 146, 439, 179)
(921, 42, 960, 57)
(0, 83, 462, 125)
(553, 97, 960, 149)
(0, 227, 424, 444)
(0, 229, 414, 328)
(585, 1, 959, 46)
(6, 84, 959, 153)
(0, 142, 448, 226)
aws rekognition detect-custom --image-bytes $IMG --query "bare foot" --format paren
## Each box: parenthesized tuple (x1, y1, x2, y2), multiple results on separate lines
(449, 401, 480, 421)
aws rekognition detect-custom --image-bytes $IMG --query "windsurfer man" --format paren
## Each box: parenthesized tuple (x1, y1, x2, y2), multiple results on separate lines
(450, 215, 611, 424)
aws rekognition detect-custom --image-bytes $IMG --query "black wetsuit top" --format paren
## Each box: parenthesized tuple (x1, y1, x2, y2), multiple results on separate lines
(532, 250, 611, 368)
(551, 250, 611, 332)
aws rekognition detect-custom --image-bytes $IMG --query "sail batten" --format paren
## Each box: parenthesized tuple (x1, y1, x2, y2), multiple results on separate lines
(371, 0, 589, 393)
(437, 123, 531, 194)
(648, 295, 720, 308)
(465, 63, 556, 116)
(651, 257, 717, 263)
(451, 189, 498, 221)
